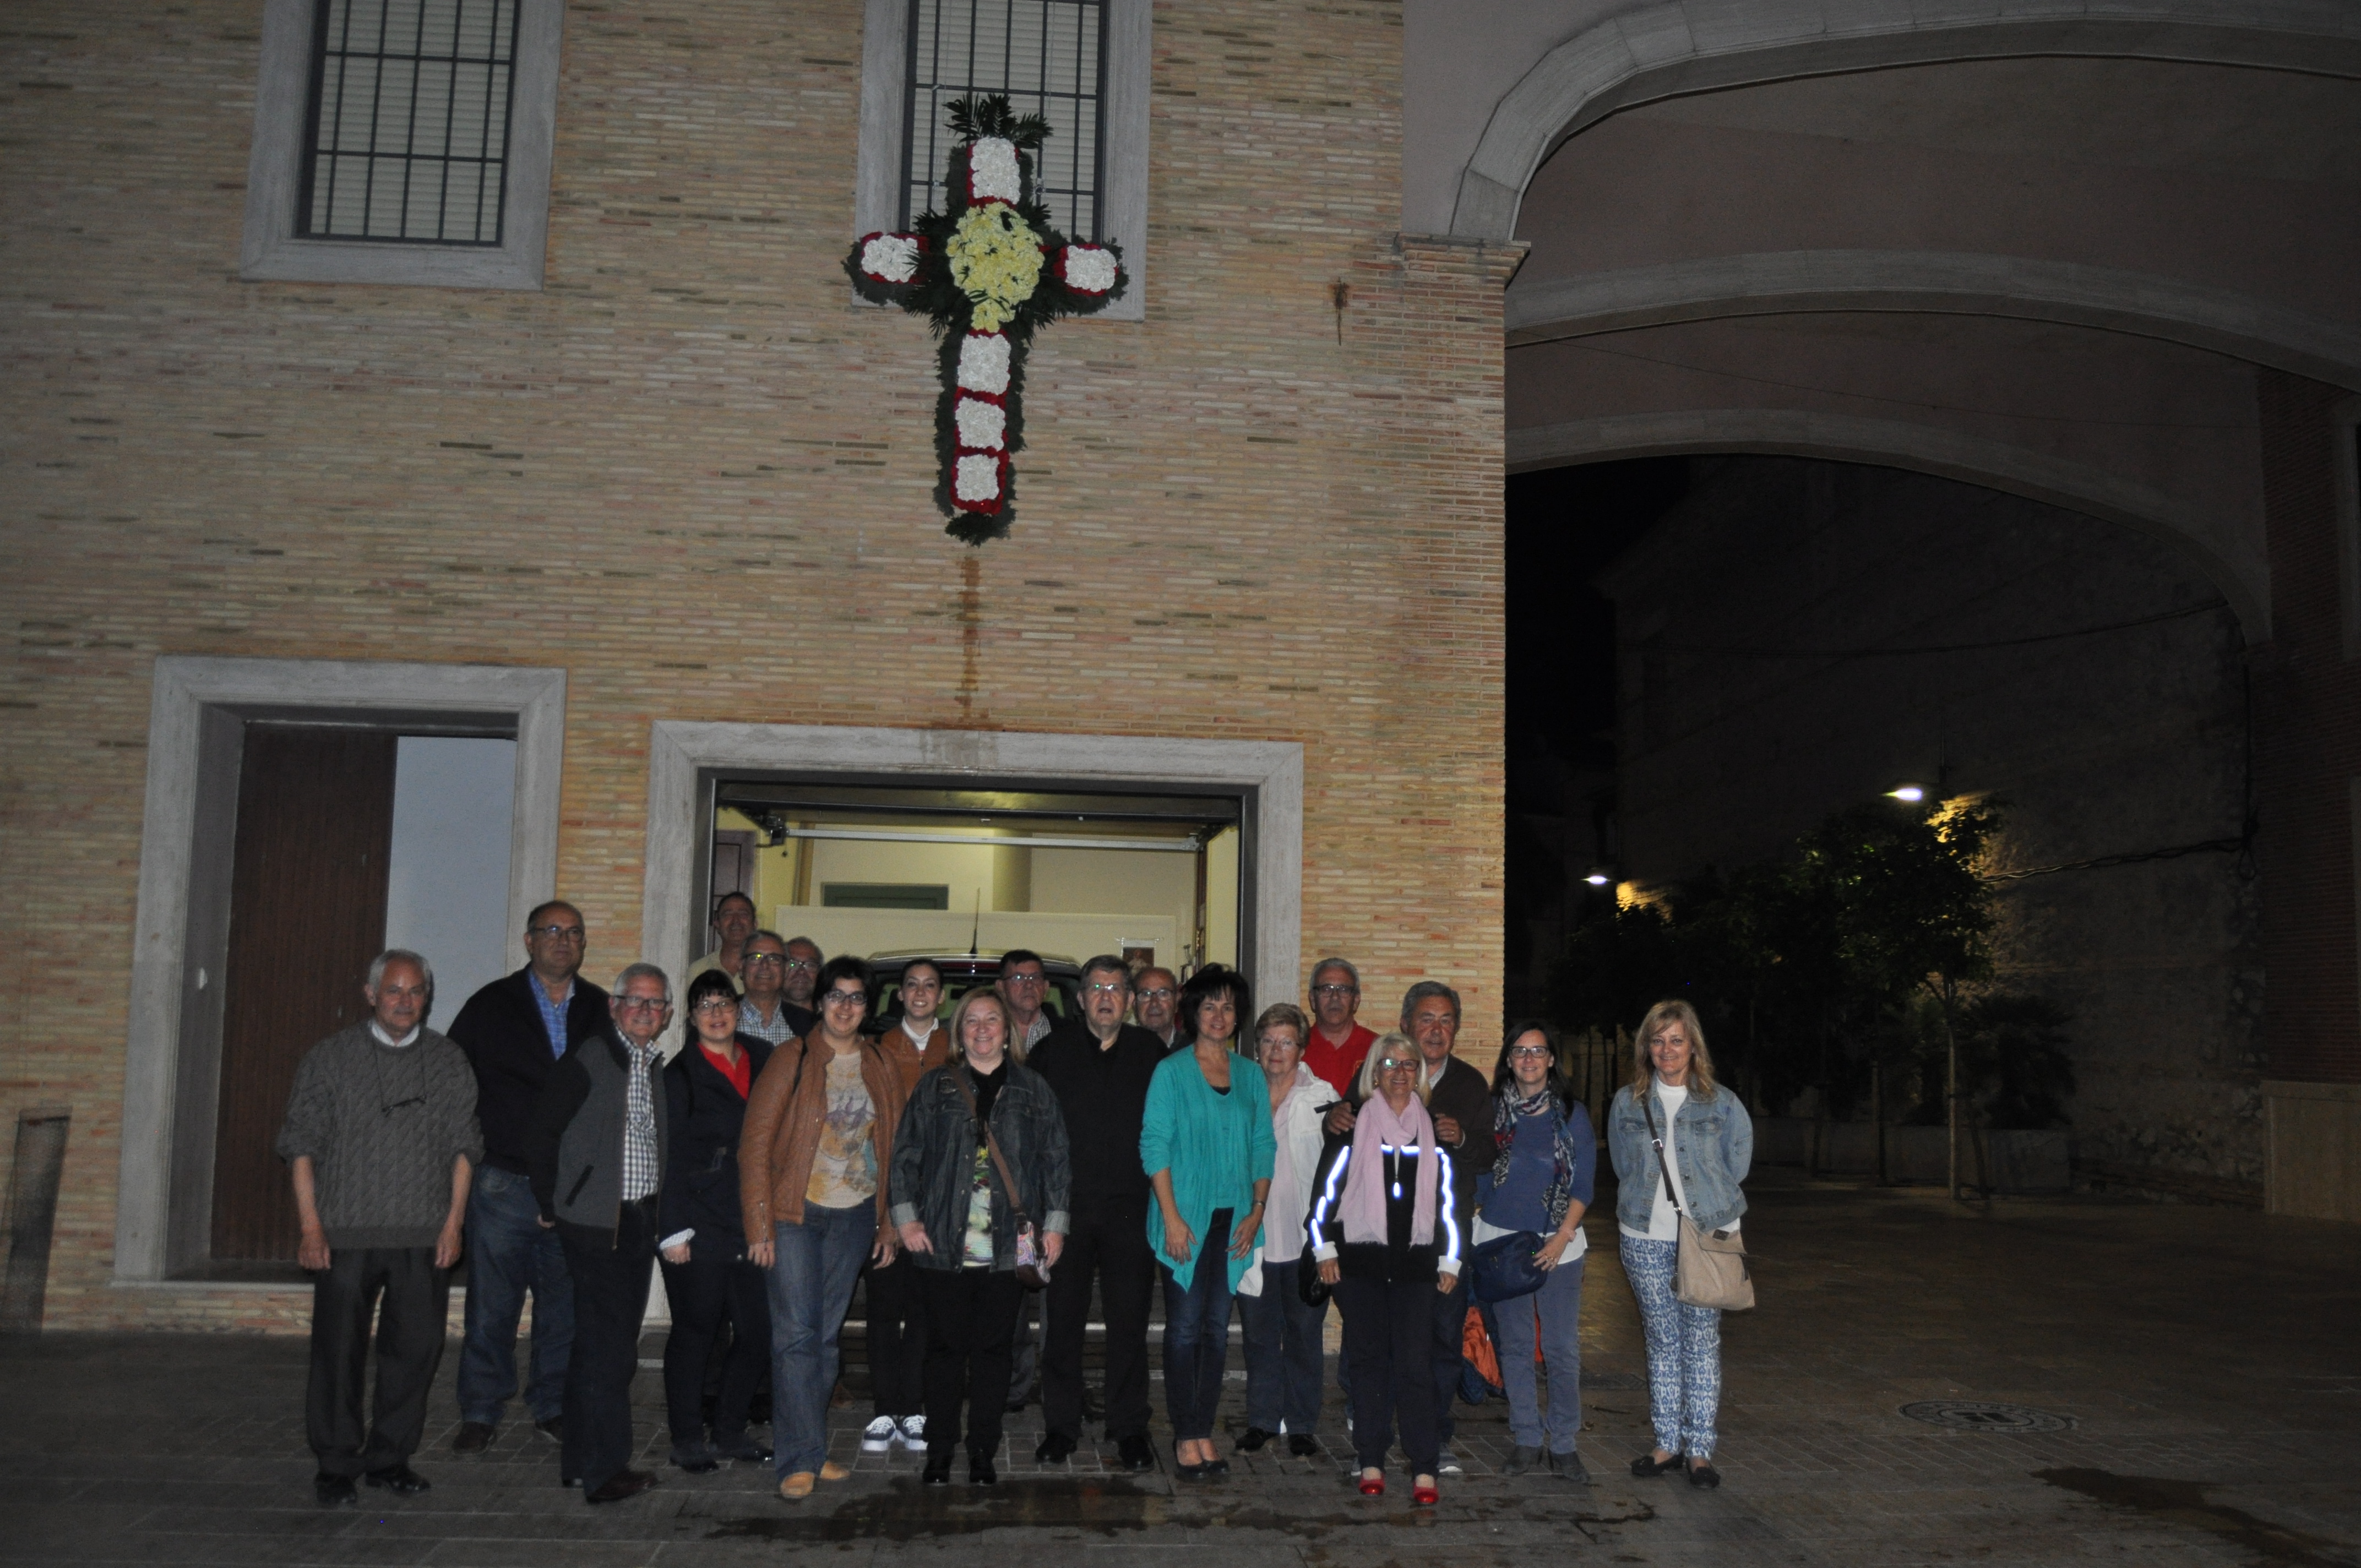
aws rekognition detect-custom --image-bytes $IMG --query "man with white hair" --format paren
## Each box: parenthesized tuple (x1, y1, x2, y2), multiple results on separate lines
(277, 950, 481, 1506)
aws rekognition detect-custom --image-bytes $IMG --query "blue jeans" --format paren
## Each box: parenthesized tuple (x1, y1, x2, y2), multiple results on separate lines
(765, 1204, 876, 1477)
(457, 1164, 574, 1427)
(1159, 1208, 1235, 1442)
(1494, 1253, 1585, 1452)
(1238, 1256, 1325, 1434)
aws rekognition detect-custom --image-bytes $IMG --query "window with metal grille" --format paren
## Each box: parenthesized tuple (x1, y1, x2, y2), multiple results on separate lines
(298, 0, 520, 246)
(903, 0, 1106, 239)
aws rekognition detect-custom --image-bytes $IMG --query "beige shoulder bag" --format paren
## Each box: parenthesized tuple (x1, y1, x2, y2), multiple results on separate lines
(1641, 1090, 1754, 1312)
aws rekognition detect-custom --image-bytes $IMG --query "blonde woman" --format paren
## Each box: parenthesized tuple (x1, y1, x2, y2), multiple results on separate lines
(1606, 1000, 1752, 1490)
(1235, 1003, 1338, 1456)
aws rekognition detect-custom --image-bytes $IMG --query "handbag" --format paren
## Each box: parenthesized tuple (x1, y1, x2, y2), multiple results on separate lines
(1468, 1228, 1550, 1303)
(1640, 1091, 1754, 1312)
(1297, 1255, 1331, 1308)
(947, 1068, 1051, 1289)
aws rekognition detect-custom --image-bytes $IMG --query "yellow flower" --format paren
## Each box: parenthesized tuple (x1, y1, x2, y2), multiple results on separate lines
(946, 203, 1044, 332)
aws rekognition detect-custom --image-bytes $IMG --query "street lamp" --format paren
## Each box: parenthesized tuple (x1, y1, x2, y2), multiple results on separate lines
(1885, 783, 1927, 803)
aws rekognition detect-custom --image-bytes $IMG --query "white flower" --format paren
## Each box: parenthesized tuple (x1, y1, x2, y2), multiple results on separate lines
(967, 137, 1021, 203)
(859, 233, 920, 284)
(955, 396, 1007, 451)
(955, 452, 1003, 502)
(956, 332, 1011, 394)
(1061, 245, 1117, 293)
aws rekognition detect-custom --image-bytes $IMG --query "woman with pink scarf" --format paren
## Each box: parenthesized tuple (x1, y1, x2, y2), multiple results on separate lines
(1306, 1031, 1463, 1506)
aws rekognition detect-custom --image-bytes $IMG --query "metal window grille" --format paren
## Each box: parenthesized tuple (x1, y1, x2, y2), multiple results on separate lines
(297, 0, 520, 245)
(904, 0, 1106, 239)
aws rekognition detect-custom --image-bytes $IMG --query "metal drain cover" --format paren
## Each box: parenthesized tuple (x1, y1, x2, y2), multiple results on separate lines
(1901, 1400, 2075, 1433)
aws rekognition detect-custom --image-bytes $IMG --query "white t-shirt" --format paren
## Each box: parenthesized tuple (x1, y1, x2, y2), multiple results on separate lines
(1622, 1081, 1739, 1242)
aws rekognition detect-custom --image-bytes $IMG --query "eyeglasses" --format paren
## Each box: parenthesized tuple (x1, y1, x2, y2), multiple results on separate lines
(616, 995, 669, 1012)
(1136, 987, 1174, 1000)
(820, 989, 867, 1008)
(1377, 1058, 1418, 1074)
(1509, 1045, 1552, 1060)
(528, 924, 585, 941)
(691, 998, 738, 1016)
(782, 956, 818, 972)
(1312, 984, 1356, 998)
(1003, 972, 1045, 986)
(743, 952, 786, 968)
(1085, 982, 1129, 996)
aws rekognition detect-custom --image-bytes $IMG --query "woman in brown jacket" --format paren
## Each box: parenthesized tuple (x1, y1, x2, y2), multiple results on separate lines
(739, 956, 909, 1501)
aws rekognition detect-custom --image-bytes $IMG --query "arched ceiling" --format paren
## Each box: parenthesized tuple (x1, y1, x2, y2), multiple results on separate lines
(1407, 3, 2361, 640)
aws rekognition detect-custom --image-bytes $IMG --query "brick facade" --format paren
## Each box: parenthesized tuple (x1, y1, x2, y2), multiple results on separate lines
(4, 0, 1512, 1329)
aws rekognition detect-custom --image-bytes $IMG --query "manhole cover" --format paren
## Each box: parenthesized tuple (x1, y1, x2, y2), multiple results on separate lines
(1901, 1400, 2075, 1433)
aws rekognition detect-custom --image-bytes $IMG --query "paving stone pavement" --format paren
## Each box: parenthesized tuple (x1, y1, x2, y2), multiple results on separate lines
(5, 1170, 2358, 1567)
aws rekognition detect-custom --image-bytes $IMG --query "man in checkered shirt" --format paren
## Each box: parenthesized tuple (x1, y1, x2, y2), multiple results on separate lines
(525, 962, 673, 1505)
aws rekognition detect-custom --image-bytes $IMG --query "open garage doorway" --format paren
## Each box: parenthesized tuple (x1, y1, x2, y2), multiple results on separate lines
(703, 781, 1244, 1021)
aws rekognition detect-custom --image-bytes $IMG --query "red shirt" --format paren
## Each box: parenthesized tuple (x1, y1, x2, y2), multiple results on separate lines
(1303, 1021, 1377, 1098)
(699, 1041, 753, 1099)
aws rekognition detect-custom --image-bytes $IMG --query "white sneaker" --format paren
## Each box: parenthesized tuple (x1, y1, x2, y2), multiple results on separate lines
(861, 1416, 897, 1454)
(1437, 1447, 1464, 1476)
(896, 1414, 927, 1449)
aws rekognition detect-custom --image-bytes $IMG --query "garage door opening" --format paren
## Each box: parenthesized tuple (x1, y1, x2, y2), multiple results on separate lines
(698, 780, 1248, 1015)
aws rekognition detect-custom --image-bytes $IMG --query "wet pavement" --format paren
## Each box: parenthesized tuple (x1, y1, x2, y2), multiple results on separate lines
(4, 1170, 2358, 1566)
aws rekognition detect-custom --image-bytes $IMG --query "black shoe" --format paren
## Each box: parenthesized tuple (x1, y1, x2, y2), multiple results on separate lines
(969, 1456, 998, 1486)
(1202, 1457, 1231, 1478)
(313, 1472, 358, 1506)
(1035, 1432, 1077, 1463)
(1548, 1449, 1592, 1484)
(1631, 1450, 1683, 1478)
(672, 1446, 720, 1474)
(1686, 1460, 1722, 1489)
(1503, 1444, 1541, 1477)
(451, 1421, 494, 1455)
(714, 1434, 771, 1464)
(922, 1450, 954, 1485)
(1287, 1434, 1320, 1458)
(1235, 1427, 1274, 1453)
(1118, 1434, 1156, 1472)
(585, 1469, 657, 1504)
(534, 1416, 564, 1443)
(1005, 1398, 1029, 1414)
(364, 1465, 431, 1498)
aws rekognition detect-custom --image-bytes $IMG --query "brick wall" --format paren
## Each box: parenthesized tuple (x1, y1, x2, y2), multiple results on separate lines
(2253, 371, 2361, 1085)
(3, 0, 1510, 1330)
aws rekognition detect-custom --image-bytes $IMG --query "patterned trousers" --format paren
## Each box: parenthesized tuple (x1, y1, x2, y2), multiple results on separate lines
(1619, 1234, 1722, 1460)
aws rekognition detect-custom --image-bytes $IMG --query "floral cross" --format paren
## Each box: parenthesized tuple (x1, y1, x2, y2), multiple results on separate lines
(846, 95, 1128, 545)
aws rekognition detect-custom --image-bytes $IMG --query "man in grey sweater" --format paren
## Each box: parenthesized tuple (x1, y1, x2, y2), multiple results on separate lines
(276, 949, 482, 1506)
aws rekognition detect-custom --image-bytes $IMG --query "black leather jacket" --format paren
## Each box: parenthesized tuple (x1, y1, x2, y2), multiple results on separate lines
(887, 1061, 1071, 1273)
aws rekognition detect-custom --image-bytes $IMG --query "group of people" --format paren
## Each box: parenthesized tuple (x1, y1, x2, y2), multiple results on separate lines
(277, 897, 1755, 1512)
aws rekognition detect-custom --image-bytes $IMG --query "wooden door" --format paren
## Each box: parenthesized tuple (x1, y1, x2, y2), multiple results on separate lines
(209, 725, 398, 1262)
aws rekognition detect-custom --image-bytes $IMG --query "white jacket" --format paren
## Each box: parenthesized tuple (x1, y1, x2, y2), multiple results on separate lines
(1265, 1064, 1340, 1265)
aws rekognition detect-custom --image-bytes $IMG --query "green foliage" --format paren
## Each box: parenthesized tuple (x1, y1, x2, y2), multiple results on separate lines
(1548, 796, 2073, 1128)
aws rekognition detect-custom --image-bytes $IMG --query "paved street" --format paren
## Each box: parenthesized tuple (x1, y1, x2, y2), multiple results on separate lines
(6, 1172, 2358, 1567)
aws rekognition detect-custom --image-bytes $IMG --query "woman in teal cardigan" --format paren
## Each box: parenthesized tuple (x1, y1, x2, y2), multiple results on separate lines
(1141, 965, 1275, 1479)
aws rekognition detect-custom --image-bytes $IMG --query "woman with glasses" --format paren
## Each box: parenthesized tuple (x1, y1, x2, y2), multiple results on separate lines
(1307, 1031, 1461, 1506)
(1607, 1000, 1751, 1491)
(1478, 1020, 1596, 1482)
(888, 989, 1070, 1485)
(738, 956, 909, 1501)
(1142, 965, 1275, 1479)
(1235, 1002, 1337, 1457)
(655, 970, 776, 1473)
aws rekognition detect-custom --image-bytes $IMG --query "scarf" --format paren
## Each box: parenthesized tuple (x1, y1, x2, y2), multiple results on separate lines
(1340, 1090, 1439, 1248)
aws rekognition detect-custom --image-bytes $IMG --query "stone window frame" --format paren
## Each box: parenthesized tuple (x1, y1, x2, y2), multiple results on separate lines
(115, 656, 567, 1284)
(639, 722, 1300, 1015)
(238, 0, 567, 290)
(853, 0, 1149, 323)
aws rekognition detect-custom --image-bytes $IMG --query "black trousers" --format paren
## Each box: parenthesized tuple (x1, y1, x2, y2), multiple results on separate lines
(659, 1244, 770, 1450)
(864, 1253, 928, 1419)
(1042, 1201, 1155, 1441)
(306, 1245, 450, 1477)
(1335, 1275, 1440, 1475)
(919, 1267, 1024, 1460)
(558, 1199, 657, 1493)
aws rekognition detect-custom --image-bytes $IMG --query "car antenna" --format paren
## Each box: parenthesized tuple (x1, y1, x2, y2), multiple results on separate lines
(968, 888, 981, 957)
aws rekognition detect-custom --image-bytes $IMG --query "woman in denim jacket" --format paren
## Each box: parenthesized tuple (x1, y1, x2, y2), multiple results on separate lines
(1606, 1000, 1751, 1490)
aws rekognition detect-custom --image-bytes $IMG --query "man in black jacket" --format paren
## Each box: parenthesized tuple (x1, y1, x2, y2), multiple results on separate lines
(1025, 956, 1166, 1471)
(525, 962, 673, 1504)
(447, 900, 610, 1455)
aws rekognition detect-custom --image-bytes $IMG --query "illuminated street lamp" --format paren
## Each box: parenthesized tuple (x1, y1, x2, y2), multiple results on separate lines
(1885, 783, 1927, 804)
(1584, 867, 1614, 886)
